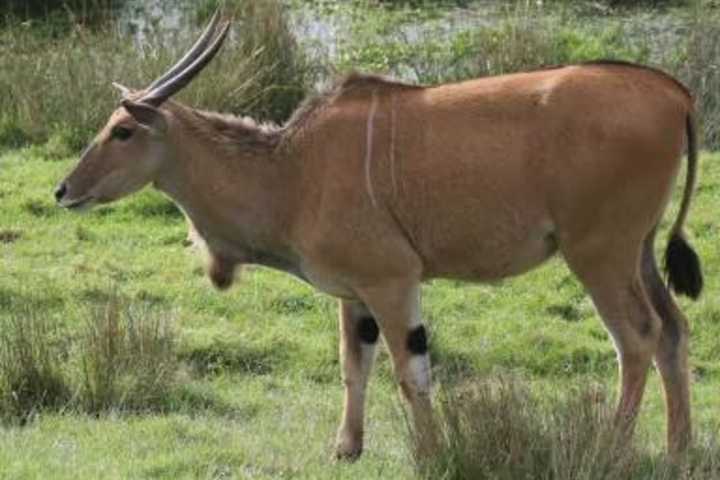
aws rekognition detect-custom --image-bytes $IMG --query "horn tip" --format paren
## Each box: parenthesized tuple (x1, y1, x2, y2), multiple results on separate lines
(112, 82, 132, 98)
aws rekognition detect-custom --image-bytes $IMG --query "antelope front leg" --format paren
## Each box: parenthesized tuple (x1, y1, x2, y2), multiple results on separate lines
(359, 281, 437, 458)
(335, 300, 379, 460)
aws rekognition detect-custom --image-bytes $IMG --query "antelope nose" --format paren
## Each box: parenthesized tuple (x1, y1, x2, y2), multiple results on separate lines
(54, 183, 67, 203)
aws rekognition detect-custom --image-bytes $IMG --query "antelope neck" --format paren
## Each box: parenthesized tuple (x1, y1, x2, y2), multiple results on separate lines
(153, 108, 304, 278)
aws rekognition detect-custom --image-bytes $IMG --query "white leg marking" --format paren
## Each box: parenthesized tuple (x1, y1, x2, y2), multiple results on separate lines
(360, 343, 377, 378)
(407, 284, 422, 328)
(407, 354, 432, 395)
(405, 285, 430, 394)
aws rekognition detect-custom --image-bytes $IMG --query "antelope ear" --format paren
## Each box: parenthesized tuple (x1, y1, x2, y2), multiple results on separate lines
(121, 99, 167, 133)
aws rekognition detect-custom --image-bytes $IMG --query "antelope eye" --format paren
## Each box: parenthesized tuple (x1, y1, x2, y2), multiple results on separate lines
(111, 126, 133, 141)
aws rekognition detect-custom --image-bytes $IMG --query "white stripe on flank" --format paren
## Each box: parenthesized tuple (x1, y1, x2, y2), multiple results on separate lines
(390, 93, 398, 197)
(365, 91, 379, 208)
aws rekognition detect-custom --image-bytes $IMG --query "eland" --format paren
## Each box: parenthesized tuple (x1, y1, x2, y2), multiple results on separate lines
(56, 11, 703, 459)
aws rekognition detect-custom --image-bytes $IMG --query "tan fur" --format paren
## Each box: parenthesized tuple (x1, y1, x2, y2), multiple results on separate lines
(58, 62, 700, 458)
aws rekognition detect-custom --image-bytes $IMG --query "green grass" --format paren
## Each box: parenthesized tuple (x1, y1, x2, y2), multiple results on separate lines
(418, 377, 719, 479)
(0, 139, 719, 476)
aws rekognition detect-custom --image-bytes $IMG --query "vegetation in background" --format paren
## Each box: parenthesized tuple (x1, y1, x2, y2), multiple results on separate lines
(680, 9, 720, 149)
(3, 0, 125, 31)
(1, 1, 720, 150)
(328, 1, 719, 147)
(194, 0, 309, 122)
(0, 308, 71, 423)
(0, 0, 308, 152)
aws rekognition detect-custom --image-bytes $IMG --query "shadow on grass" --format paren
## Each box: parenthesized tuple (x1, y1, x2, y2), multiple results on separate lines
(0, 229, 22, 243)
(125, 197, 184, 219)
(178, 337, 299, 377)
(78, 287, 170, 309)
(545, 303, 583, 322)
(266, 293, 321, 315)
(0, 286, 66, 313)
(163, 381, 259, 421)
(23, 199, 57, 218)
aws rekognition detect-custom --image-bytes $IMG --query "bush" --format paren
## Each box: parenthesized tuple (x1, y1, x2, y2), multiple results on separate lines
(78, 294, 178, 412)
(190, 0, 310, 123)
(0, 310, 70, 423)
(0, 294, 180, 422)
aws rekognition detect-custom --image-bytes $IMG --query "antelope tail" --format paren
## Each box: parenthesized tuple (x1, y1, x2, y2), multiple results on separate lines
(664, 112, 703, 299)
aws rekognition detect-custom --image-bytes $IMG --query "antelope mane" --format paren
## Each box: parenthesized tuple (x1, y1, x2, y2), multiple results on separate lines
(167, 102, 283, 155)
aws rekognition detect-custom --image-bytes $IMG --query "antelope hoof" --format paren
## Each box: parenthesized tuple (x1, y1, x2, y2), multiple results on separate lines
(335, 431, 363, 462)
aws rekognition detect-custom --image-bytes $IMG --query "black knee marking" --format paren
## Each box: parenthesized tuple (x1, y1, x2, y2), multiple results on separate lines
(406, 325, 428, 355)
(357, 316, 379, 344)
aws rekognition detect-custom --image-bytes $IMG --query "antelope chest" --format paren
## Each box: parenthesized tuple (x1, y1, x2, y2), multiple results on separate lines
(298, 261, 357, 300)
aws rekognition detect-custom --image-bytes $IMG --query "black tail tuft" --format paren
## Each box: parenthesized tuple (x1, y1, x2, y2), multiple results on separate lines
(664, 233, 703, 299)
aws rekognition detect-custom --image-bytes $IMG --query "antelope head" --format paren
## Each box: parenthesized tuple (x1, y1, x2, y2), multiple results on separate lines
(55, 12, 230, 210)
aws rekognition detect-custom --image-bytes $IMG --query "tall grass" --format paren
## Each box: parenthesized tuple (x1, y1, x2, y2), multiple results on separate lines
(0, 295, 179, 422)
(0, 0, 308, 152)
(3, 0, 124, 23)
(0, 310, 70, 423)
(79, 296, 177, 412)
(192, 0, 309, 123)
(678, 10, 720, 149)
(412, 376, 720, 479)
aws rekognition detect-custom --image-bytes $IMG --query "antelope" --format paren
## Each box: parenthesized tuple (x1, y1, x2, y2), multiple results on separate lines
(56, 11, 703, 459)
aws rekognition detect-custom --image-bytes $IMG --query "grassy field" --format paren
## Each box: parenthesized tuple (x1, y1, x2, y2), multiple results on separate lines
(1, 1, 720, 477)
(0, 142, 719, 478)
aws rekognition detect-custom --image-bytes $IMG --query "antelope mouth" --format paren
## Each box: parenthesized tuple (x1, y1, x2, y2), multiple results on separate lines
(61, 196, 96, 211)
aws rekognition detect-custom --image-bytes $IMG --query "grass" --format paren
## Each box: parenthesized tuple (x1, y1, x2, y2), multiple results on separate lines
(78, 295, 178, 413)
(0, 141, 719, 477)
(417, 377, 720, 479)
(0, 291, 178, 423)
(1, 1, 720, 477)
(0, 309, 71, 422)
(3, 0, 124, 25)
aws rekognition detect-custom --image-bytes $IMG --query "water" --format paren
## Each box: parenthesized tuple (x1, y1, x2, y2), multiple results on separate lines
(113, 1, 689, 68)
(114, 0, 506, 58)
(116, 0, 186, 44)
